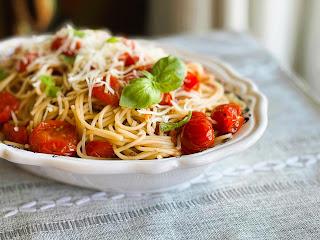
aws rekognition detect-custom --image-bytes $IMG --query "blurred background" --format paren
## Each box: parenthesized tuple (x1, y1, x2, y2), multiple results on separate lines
(0, 0, 319, 93)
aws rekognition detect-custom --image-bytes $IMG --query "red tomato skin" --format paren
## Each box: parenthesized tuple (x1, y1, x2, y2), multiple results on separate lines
(159, 93, 173, 106)
(92, 76, 121, 106)
(183, 72, 199, 91)
(2, 123, 28, 144)
(119, 52, 139, 67)
(211, 103, 244, 134)
(17, 52, 38, 72)
(51, 37, 64, 50)
(181, 112, 215, 154)
(51, 37, 81, 56)
(29, 120, 78, 156)
(0, 92, 20, 123)
(85, 141, 114, 158)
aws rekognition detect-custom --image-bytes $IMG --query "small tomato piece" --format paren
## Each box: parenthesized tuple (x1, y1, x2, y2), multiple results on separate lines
(92, 76, 121, 106)
(29, 120, 78, 156)
(51, 37, 64, 50)
(17, 52, 38, 72)
(119, 52, 139, 67)
(181, 112, 215, 154)
(183, 72, 199, 91)
(211, 103, 244, 134)
(51, 37, 81, 57)
(85, 140, 114, 158)
(0, 91, 20, 123)
(2, 123, 28, 144)
(159, 93, 173, 106)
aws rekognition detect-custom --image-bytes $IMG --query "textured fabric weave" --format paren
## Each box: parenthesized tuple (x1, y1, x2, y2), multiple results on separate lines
(0, 32, 320, 240)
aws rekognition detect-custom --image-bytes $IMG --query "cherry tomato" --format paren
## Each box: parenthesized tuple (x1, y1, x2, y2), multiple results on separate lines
(0, 91, 20, 123)
(51, 37, 81, 57)
(183, 72, 199, 91)
(181, 112, 215, 154)
(211, 103, 244, 134)
(92, 76, 121, 106)
(119, 52, 139, 67)
(2, 123, 28, 144)
(159, 93, 173, 106)
(17, 52, 38, 72)
(85, 140, 114, 158)
(29, 120, 78, 156)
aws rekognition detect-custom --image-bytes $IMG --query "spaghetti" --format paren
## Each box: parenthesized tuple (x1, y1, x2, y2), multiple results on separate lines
(0, 26, 246, 160)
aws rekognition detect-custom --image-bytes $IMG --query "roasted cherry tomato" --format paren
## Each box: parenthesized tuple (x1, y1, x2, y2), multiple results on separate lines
(2, 123, 28, 144)
(211, 103, 244, 134)
(17, 52, 38, 72)
(0, 91, 20, 123)
(159, 93, 173, 106)
(85, 140, 114, 158)
(183, 72, 199, 91)
(92, 76, 121, 106)
(119, 52, 139, 67)
(181, 112, 215, 154)
(51, 37, 81, 57)
(29, 120, 78, 156)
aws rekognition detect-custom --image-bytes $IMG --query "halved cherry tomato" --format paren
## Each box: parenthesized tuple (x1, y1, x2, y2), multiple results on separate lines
(29, 120, 78, 156)
(92, 76, 121, 106)
(2, 123, 28, 144)
(85, 140, 114, 158)
(181, 112, 215, 154)
(17, 52, 38, 72)
(51, 37, 81, 57)
(211, 103, 244, 134)
(119, 52, 139, 67)
(159, 93, 173, 106)
(183, 72, 199, 91)
(0, 91, 20, 123)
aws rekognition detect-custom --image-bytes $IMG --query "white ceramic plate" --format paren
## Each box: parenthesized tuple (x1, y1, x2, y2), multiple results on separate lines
(0, 37, 268, 193)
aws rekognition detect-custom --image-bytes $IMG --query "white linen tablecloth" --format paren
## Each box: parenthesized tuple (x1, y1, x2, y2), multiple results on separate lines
(0, 32, 320, 240)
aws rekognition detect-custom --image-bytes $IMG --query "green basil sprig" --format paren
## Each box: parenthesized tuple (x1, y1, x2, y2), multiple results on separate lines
(106, 37, 119, 43)
(40, 75, 60, 97)
(152, 56, 186, 92)
(160, 111, 192, 132)
(119, 56, 186, 109)
(120, 78, 162, 109)
(73, 29, 85, 38)
(0, 69, 8, 81)
(61, 55, 75, 65)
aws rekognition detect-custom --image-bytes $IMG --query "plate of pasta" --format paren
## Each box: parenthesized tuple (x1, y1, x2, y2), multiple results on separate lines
(0, 26, 267, 192)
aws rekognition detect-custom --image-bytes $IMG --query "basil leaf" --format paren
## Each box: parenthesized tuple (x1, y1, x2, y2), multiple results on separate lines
(120, 78, 161, 109)
(160, 111, 192, 132)
(106, 37, 119, 43)
(152, 56, 186, 92)
(140, 70, 154, 80)
(0, 69, 8, 81)
(73, 29, 85, 38)
(40, 75, 60, 97)
(61, 55, 75, 65)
